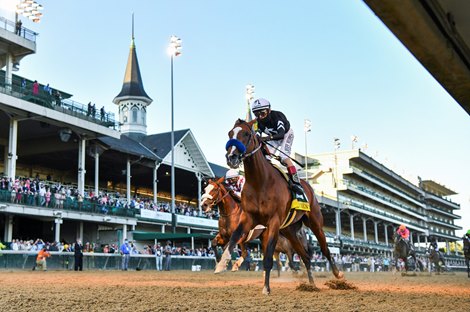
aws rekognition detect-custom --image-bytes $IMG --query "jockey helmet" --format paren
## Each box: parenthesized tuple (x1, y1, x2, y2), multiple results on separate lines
(225, 169, 239, 180)
(251, 98, 271, 113)
(399, 224, 406, 231)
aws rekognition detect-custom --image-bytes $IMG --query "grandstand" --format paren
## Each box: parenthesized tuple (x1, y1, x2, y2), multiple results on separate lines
(0, 12, 466, 269)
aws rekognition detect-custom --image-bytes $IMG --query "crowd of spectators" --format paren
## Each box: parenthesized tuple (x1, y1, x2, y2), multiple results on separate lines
(1, 237, 217, 259)
(0, 174, 219, 220)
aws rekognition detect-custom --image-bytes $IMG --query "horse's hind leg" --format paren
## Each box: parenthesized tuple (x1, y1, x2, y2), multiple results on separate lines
(282, 227, 314, 284)
(306, 221, 343, 279)
(274, 251, 281, 277)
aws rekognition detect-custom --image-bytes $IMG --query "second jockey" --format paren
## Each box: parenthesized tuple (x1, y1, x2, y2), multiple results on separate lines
(224, 169, 245, 201)
(397, 224, 413, 250)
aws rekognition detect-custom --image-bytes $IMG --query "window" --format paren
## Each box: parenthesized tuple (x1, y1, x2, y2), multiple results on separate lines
(132, 108, 138, 123)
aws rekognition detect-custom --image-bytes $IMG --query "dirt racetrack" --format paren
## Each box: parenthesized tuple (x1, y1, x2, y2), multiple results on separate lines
(1, 270, 469, 312)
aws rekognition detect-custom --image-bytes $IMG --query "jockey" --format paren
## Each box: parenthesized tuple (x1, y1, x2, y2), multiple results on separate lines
(464, 230, 470, 244)
(430, 239, 439, 252)
(251, 98, 302, 195)
(397, 224, 410, 241)
(224, 169, 245, 201)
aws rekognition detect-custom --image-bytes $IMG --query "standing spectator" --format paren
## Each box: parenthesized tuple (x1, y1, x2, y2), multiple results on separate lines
(74, 239, 83, 271)
(43, 83, 52, 95)
(164, 241, 172, 271)
(383, 257, 390, 272)
(245, 248, 252, 271)
(15, 19, 22, 36)
(155, 242, 163, 271)
(21, 78, 26, 92)
(35, 246, 51, 271)
(100, 106, 106, 121)
(87, 102, 92, 116)
(120, 239, 131, 271)
(32, 80, 39, 95)
(92, 103, 96, 118)
(54, 90, 62, 107)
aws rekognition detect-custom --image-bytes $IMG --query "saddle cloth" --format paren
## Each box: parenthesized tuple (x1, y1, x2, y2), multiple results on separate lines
(271, 163, 310, 212)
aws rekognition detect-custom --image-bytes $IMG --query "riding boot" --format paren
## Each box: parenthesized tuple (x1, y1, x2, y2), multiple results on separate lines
(287, 166, 304, 196)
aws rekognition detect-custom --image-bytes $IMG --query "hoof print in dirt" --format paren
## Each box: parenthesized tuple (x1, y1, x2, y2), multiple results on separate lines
(324, 279, 357, 290)
(296, 283, 320, 292)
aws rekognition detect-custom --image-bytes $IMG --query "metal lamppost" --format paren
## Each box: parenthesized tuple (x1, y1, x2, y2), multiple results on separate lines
(304, 119, 312, 180)
(245, 84, 255, 121)
(333, 137, 341, 241)
(351, 135, 358, 149)
(168, 35, 182, 233)
(16, 0, 44, 23)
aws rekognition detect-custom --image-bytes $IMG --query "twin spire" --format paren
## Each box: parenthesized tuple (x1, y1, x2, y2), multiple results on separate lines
(113, 14, 152, 104)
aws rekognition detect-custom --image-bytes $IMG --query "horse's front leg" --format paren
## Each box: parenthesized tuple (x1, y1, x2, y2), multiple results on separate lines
(215, 214, 252, 274)
(232, 243, 247, 272)
(260, 223, 279, 295)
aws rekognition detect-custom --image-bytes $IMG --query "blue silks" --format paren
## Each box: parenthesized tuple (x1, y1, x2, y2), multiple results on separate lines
(225, 139, 246, 154)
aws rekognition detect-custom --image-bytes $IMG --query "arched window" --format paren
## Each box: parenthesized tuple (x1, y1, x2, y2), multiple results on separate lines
(132, 108, 138, 123)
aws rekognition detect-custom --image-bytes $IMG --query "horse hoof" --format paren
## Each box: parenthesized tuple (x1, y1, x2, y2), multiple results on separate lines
(336, 271, 344, 279)
(231, 264, 239, 272)
(214, 268, 226, 274)
(262, 287, 270, 295)
(214, 264, 227, 274)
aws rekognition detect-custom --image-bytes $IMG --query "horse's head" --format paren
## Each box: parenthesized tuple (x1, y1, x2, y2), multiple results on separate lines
(200, 178, 224, 213)
(225, 119, 260, 168)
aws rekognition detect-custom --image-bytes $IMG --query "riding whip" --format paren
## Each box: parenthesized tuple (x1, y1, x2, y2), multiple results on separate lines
(262, 140, 304, 167)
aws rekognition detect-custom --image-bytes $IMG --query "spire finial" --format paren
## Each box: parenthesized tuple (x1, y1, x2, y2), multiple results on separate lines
(132, 13, 134, 40)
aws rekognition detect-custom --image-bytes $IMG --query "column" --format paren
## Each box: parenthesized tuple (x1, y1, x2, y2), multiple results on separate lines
(76, 221, 84, 241)
(94, 151, 100, 196)
(349, 214, 355, 240)
(3, 215, 13, 242)
(153, 163, 160, 204)
(5, 53, 13, 91)
(424, 235, 428, 245)
(7, 118, 18, 179)
(362, 217, 367, 241)
(417, 234, 421, 250)
(374, 221, 378, 243)
(126, 158, 131, 204)
(161, 224, 165, 233)
(54, 218, 62, 242)
(195, 172, 203, 216)
(3, 141, 9, 178)
(188, 227, 194, 250)
(122, 224, 127, 242)
(335, 209, 341, 237)
(77, 139, 86, 196)
(446, 240, 450, 255)
(384, 224, 389, 245)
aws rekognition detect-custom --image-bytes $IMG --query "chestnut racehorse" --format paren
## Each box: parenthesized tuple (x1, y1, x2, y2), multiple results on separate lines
(201, 177, 310, 276)
(216, 119, 343, 294)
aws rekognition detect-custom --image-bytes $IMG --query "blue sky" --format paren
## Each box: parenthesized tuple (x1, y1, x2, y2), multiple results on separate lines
(2, 1, 469, 235)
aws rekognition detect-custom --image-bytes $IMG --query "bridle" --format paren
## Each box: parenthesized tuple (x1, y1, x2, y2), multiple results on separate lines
(202, 181, 232, 210)
(226, 121, 263, 162)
